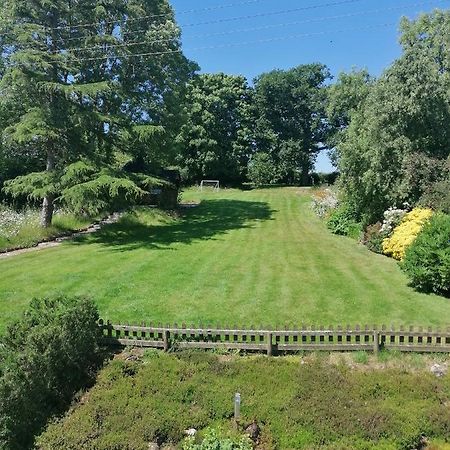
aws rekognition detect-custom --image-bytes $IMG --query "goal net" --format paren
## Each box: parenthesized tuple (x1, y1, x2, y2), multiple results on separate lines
(200, 180, 220, 191)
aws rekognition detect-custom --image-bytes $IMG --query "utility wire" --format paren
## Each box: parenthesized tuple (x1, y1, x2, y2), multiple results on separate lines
(184, 0, 450, 39)
(0, 0, 273, 38)
(0, 0, 367, 39)
(182, 0, 368, 28)
(59, 0, 448, 55)
(50, 0, 450, 45)
(72, 22, 396, 63)
(59, 0, 276, 30)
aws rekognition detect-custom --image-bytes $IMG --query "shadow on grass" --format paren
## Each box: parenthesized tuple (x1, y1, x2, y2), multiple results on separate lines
(70, 199, 275, 251)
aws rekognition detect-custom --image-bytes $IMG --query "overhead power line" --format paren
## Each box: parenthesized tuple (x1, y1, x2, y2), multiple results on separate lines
(184, 0, 450, 39)
(1, 0, 367, 39)
(46, 0, 450, 45)
(72, 22, 396, 63)
(52, 0, 277, 31)
(182, 0, 368, 28)
(60, 0, 448, 55)
(0, 0, 274, 38)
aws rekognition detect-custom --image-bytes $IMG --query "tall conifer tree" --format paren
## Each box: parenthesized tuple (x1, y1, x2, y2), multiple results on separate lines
(0, 0, 195, 226)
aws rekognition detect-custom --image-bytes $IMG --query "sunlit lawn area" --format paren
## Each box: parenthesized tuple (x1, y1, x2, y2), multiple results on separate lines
(1, 187, 449, 332)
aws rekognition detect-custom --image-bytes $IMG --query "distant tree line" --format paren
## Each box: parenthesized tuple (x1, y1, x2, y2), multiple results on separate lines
(0, 0, 448, 228)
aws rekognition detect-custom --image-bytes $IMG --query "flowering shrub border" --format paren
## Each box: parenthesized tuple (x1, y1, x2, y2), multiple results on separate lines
(382, 208, 433, 260)
(311, 188, 339, 218)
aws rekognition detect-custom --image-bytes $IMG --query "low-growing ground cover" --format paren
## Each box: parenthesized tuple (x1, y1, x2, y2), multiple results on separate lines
(0, 187, 449, 332)
(0, 206, 93, 252)
(37, 351, 450, 449)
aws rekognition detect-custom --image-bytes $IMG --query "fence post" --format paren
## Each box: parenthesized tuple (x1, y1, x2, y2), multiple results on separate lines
(266, 332, 273, 356)
(373, 330, 379, 354)
(163, 329, 170, 352)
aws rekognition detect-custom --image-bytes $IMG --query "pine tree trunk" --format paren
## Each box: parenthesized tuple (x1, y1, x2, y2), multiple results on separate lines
(40, 149, 55, 228)
(40, 195, 54, 228)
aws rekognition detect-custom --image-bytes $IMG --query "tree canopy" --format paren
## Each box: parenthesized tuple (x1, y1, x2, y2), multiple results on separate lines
(252, 64, 331, 184)
(176, 73, 253, 184)
(337, 10, 450, 223)
(0, 0, 195, 225)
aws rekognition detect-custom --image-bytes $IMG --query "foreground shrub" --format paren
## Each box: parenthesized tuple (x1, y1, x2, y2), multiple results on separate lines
(0, 296, 100, 449)
(382, 208, 433, 260)
(326, 203, 361, 238)
(402, 213, 450, 296)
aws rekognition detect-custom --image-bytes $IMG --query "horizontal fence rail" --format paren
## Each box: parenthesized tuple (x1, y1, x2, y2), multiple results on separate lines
(98, 320, 450, 354)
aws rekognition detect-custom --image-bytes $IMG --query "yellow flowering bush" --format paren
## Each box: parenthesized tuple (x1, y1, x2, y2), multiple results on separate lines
(382, 208, 433, 260)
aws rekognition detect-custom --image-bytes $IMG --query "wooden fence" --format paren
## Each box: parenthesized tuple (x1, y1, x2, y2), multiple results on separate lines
(98, 321, 450, 354)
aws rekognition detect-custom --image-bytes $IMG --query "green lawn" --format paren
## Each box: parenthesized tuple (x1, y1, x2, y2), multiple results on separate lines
(1, 187, 449, 332)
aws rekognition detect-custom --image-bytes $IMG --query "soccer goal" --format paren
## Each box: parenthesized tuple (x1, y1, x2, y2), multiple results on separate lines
(200, 180, 220, 191)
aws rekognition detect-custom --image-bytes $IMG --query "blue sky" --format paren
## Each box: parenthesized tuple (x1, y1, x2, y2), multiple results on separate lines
(170, 0, 449, 171)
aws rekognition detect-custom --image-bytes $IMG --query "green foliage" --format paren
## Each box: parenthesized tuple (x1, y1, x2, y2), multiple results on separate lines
(337, 10, 450, 223)
(253, 64, 331, 185)
(360, 222, 385, 254)
(37, 353, 450, 449)
(0, 0, 195, 226)
(176, 73, 253, 184)
(326, 204, 361, 238)
(247, 153, 277, 186)
(398, 153, 447, 206)
(311, 172, 339, 186)
(325, 68, 373, 164)
(182, 429, 252, 450)
(402, 213, 450, 296)
(3, 171, 59, 201)
(419, 169, 450, 214)
(4, 161, 172, 216)
(61, 172, 146, 215)
(0, 295, 100, 449)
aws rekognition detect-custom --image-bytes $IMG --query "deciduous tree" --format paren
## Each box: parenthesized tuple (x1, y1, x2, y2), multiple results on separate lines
(337, 10, 450, 223)
(176, 73, 253, 184)
(253, 64, 330, 185)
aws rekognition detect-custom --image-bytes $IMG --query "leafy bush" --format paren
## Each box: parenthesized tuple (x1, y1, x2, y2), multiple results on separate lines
(0, 296, 100, 449)
(247, 153, 277, 186)
(361, 222, 386, 254)
(182, 428, 252, 450)
(326, 204, 361, 238)
(382, 208, 433, 260)
(419, 178, 450, 214)
(402, 213, 450, 296)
